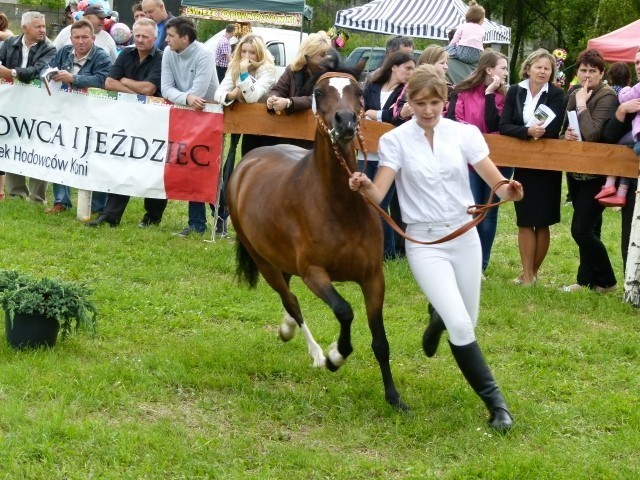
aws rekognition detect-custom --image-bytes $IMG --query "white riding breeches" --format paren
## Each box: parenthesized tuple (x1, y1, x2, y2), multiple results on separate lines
(405, 219, 482, 346)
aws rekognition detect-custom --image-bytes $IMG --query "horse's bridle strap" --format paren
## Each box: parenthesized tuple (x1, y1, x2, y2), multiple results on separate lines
(316, 72, 359, 84)
(360, 180, 511, 245)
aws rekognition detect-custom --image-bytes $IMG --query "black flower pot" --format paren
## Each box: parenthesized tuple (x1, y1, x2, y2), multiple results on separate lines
(5, 311, 60, 349)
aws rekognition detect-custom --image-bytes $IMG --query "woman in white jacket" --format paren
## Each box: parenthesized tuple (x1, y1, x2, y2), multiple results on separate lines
(214, 33, 276, 156)
(214, 33, 276, 234)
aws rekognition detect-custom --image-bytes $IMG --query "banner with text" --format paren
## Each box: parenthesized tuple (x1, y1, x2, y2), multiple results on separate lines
(0, 81, 223, 204)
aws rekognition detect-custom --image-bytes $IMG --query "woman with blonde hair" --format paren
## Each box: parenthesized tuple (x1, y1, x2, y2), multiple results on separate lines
(214, 33, 276, 155)
(266, 32, 331, 148)
(499, 48, 565, 285)
(394, 45, 451, 123)
(418, 45, 450, 77)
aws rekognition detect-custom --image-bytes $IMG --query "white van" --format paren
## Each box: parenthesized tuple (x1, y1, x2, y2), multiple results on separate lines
(204, 27, 308, 79)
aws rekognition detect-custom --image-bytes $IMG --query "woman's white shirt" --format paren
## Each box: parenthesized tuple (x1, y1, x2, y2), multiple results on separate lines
(519, 78, 549, 127)
(379, 117, 489, 224)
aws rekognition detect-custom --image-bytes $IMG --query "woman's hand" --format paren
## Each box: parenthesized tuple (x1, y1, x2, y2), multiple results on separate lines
(239, 58, 252, 74)
(349, 171, 371, 191)
(498, 179, 524, 202)
(226, 86, 241, 101)
(574, 84, 593, 108)
(485, 74, 502, 94)
(267, 95, 288, 113)
(365, 109, 378, 121)
(620, 98, 640, 115)
(527, 123, 546, 140)
(564, 126, 580, 142)
(400, 103, 413, 119)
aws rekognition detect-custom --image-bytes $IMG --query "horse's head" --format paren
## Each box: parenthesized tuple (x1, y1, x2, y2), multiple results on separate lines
(312, 70, 363, 145)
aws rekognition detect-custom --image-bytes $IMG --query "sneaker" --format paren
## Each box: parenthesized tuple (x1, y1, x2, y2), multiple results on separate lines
(595, 284, 617, 294)
(85, 214, 118, 227)
(138, 218, 161, 228)
(45, 204, 68, 214)
(562, 283, 584, 292)
(598, 194, 626, 208)
(594, 185, 616, 200)
(174, 226, 204, 237)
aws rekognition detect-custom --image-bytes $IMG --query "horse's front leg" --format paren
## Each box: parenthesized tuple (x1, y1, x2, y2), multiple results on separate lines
(361, 272, 408, 411)
(258, 267, 327, 367)
(302, 266, 354, 372)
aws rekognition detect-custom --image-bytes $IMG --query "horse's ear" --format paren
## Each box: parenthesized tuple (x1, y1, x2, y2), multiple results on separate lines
(320, 49, 343, 72)
(311, 49, 360, 83)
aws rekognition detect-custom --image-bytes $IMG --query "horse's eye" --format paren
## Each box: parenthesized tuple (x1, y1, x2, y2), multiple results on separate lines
(313, 88, 322, 98)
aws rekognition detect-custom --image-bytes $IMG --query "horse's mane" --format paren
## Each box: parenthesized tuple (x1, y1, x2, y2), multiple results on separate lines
(305, 49, 361, 91)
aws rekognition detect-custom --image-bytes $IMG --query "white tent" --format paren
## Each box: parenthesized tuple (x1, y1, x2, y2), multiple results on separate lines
(335, 0, 511, 45)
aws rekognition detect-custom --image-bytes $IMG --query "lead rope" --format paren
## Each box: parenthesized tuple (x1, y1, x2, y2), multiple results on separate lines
(315, 112, 510, 245)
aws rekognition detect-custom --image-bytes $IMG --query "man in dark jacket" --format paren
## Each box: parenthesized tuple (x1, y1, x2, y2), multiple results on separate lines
(0, 11, 56, 204)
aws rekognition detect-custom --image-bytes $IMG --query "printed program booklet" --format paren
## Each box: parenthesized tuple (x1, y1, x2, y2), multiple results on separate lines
(566, 110, 583, 141)
(40, 67, 61, 95)
(528, 104, 556, 128)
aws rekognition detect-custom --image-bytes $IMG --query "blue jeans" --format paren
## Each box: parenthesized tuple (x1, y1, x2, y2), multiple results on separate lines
(468, 167, 513, 271)
(358, 160, 396, 259)
(91, 192, 107, 214)
(52, 185, 107, 213)
(188, 201, 207, 233)
(52, 183, 72, 209)
(634, 139, 640, 156)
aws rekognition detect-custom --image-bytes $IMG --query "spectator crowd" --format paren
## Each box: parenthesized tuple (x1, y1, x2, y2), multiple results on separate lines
(0, 1, 639, 292)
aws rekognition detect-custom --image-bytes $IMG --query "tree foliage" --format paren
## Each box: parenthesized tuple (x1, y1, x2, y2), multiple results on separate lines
(484, 0, 640, 81)
(18, 0, 65, 9)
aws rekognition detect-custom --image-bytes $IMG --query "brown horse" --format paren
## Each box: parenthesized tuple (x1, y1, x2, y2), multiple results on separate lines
(226, 67, 406, 410)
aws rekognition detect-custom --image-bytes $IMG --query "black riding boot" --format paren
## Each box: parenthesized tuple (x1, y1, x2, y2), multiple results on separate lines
(449, 340, 513, 432)
(422, 303, 446, 357)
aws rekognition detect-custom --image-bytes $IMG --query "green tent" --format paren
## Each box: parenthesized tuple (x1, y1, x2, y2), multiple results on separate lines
(181, 0, 310, 27)
(181, 0, 305, 13)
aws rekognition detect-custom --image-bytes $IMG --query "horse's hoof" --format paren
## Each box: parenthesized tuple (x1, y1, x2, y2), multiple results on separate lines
(278, 313, 297, 342)
(327, 342, 345, 368)
(387, 395, 410, 412)
(312, 355, 327, 369)
(325, 357, 339, 372)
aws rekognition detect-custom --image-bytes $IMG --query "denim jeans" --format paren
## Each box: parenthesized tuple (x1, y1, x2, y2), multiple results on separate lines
(188, 201, 207, 233)
(358, 159, 396, 259)
(91, 192, 107, 214)
(52, 185, 106, 213)
(468, 167, 513, 271)
(52, 183, 72, 209)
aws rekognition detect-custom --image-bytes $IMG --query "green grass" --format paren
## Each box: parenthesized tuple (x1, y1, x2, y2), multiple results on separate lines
(0, 186, 638, 479)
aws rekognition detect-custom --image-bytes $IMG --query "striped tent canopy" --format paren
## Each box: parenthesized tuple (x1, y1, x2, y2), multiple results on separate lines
(334, 0, 511, 45)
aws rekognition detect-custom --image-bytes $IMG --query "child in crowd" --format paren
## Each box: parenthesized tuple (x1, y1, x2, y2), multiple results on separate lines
(445, 0, 485, 66)
(595, 61, 637, 207)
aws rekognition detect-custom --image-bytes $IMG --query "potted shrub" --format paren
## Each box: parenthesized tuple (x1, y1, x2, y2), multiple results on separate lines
(0, 270, 97, 349)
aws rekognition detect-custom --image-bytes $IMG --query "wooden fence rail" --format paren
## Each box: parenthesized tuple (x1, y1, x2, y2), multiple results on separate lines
(222, 103, 640, 178)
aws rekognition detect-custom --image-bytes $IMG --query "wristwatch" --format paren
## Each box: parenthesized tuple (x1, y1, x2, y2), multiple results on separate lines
(10, 69, 17, 79)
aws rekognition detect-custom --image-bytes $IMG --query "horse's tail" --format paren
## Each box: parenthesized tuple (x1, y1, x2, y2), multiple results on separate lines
(235, 240, 259, 288)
